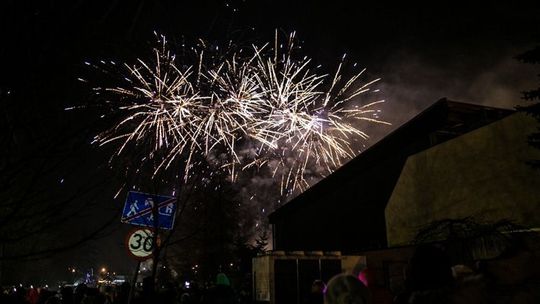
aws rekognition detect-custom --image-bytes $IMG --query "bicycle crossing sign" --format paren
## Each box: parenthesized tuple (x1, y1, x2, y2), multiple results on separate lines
(121, 191, 177, 230)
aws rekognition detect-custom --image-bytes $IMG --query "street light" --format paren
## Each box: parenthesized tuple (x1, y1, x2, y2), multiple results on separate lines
(101, 267, 107, 273)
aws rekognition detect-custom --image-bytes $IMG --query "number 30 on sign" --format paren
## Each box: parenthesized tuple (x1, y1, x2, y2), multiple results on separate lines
(126, 228, 155, 260)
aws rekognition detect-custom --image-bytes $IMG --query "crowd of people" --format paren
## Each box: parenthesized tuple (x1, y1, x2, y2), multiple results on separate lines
(0, 272, 370, 304)
(0, 283, 127, 304)
(392, 243, 540, 304)
(0, 272, 251, 304)
(2, 242, 539, 304)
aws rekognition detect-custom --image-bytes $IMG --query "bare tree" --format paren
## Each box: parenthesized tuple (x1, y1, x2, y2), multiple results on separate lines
(516, 46, 540, 167)
(0, 88, 120, 284)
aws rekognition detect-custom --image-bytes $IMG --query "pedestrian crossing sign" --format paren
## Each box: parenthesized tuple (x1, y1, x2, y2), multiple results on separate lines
(121, 191, 177, 230)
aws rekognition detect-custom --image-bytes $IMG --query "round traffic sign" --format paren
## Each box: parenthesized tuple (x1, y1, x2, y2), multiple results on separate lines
(126, 228, 154, 260)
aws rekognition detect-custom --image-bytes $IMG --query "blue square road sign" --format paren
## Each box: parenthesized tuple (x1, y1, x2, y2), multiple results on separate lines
(121, 191, 177, 230)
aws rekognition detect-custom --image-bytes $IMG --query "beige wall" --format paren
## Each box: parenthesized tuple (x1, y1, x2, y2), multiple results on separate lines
(385, 113, 540, 246)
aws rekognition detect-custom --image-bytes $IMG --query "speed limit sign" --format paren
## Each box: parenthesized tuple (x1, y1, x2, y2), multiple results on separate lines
(126, 228, 155, 260)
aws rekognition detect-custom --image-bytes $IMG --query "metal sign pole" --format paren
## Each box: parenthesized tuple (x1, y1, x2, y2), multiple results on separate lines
(128, 260, 141, 304)
(121, 191, 178, 299)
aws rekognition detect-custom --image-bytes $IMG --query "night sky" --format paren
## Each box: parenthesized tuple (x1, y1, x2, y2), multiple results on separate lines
(1, 0, 539, 285)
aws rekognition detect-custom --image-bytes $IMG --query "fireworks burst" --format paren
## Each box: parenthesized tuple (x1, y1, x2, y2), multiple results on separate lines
(243, 35, 390, 192)
(85, 32, 390, 194)
(93, 36, 205, 178)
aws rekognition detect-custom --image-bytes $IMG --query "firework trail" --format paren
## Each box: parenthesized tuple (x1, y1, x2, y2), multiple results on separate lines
(244, 34, 390, 192)
(91, 36, 206, 178)
(85, 32, 390, 194)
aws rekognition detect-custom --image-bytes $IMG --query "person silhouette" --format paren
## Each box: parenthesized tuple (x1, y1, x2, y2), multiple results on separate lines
(325, 274, 371, 304)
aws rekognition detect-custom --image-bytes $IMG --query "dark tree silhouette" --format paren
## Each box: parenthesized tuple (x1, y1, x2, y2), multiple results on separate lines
(413, 217, 531, 264)
(516, 46, 540, 167)
(0, 84, 120, 286)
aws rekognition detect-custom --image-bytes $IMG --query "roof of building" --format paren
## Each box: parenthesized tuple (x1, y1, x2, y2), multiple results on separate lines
(269, 98, 514, 222)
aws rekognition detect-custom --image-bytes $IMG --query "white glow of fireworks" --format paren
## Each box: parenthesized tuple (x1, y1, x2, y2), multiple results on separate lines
(241, 36, 390, 192)
(95, 37, 204, 173)
(91, 33, 390, 193)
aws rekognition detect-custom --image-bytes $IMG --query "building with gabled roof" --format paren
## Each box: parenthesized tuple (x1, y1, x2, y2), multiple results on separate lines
(268, 98, 539, 253)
